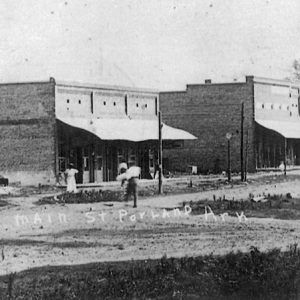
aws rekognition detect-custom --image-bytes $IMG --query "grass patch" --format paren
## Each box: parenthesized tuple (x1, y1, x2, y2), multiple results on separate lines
(0, 199, 10, 207)
(185, 193, 300, 220)
(0, 199, 9, 207)
(37, 190, 124, 205)
(0, 246, 300, 299)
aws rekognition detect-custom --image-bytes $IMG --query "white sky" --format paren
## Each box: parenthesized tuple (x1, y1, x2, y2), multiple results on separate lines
(0, 0, 299, 90)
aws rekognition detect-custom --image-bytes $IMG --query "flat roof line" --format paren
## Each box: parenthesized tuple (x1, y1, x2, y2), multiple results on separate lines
(253, 76, 300, 87)
(55, 80, 159, 94)
(0, 77, 159, 94)
(187, 82, 246, 87)
(0, 79, 53, 86)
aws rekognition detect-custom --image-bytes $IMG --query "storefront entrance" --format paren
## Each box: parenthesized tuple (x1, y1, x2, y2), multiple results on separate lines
(57, 121, 158, 183)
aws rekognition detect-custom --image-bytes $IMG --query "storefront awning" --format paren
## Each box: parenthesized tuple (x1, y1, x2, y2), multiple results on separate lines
(256, 119, 300, 139)
(57, 116, 197, 142)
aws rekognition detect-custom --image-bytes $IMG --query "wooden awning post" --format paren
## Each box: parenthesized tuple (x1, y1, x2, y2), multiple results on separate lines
(284, 138, 287, 176)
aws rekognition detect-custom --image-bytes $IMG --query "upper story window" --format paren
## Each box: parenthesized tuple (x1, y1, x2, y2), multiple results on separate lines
(67, 99, 70, 103)
(78, 99, 81, 104)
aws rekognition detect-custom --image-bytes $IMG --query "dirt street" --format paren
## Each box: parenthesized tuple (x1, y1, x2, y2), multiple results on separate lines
(0, 172, 300, 276)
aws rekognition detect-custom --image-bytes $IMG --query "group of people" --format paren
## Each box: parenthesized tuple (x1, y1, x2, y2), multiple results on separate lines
(63, 161, 140, 208)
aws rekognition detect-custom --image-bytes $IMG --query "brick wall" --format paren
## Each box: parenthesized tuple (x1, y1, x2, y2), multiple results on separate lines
(160, 78, 255, 174)
(0, 81, 56, 185)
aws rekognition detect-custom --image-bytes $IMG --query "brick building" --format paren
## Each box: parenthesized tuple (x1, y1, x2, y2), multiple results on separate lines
(0, 78, 195, 185)
(160, 76, 300, 174)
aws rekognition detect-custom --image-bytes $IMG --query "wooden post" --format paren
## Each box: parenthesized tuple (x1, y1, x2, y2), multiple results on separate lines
(284, 138, 287, 176)
(240, 102, 245, 181)
(158, 111, 163, 194)
(227, 139, 231, 182)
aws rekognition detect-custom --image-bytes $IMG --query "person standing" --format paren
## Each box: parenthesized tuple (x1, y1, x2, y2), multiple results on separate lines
(153, 154, 159, 179)
(65, 163, 79, 193)
(118, 160, 128, 174)
(118, 160, 128, 187)
(125, 165, 140, 208)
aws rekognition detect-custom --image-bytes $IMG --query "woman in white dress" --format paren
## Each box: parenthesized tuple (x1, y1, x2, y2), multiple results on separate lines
(65, 163, 79, 193)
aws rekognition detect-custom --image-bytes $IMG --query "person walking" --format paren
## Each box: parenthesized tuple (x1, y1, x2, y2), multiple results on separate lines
(64, 163, 79, 193)
(117, 164, 140, 208)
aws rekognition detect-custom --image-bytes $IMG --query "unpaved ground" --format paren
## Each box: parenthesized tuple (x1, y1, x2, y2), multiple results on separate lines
(0, 172, 300, 276)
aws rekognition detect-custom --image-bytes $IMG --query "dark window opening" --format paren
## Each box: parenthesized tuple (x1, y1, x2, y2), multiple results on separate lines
(78, 99, 81, 104)
(67, 99, 70, 103)
(145, 104, 148, 108)
(125, 95, 128, 115)
(103, 101, 106, 106)
(155, 97, 158, 115)
(262, 104, 264, 109)
(113, 102, 116, 106)
(136, 103, 139, 107)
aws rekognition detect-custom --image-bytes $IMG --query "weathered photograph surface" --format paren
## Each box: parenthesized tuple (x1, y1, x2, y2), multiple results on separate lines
(1, 0, 300, 299)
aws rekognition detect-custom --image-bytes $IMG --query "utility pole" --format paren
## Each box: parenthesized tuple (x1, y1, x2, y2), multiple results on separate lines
(226, 133, 232, 182)
(244, 129, 249, 181)
(240, 102, 245, 181)
(158, 111, 163, 194)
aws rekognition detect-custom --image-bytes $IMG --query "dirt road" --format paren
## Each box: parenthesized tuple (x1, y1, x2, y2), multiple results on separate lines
(0, 172, 300, 275)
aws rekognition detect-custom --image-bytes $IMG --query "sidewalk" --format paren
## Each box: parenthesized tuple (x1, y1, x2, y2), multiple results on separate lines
(57, 168, 300, 191)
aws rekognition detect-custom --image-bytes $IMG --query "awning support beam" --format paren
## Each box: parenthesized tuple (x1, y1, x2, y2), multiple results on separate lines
(284, 138, 287, 176)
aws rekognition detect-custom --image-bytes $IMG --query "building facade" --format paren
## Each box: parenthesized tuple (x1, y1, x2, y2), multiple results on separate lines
(0, 78, 195, 185)
(160, 76, 300, 174)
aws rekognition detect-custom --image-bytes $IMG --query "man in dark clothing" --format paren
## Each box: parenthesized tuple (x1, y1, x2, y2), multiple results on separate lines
(123, 165, 140, 208)
(124, 177, 138, 208)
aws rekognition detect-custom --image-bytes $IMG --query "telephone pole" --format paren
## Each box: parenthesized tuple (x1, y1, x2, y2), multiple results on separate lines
(240, 102, 245, 181)
(158, 111, 163, 194)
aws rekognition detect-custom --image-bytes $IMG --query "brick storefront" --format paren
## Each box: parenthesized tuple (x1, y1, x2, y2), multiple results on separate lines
(0, 78, 194, 185)
(160, 76, 300, 174)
